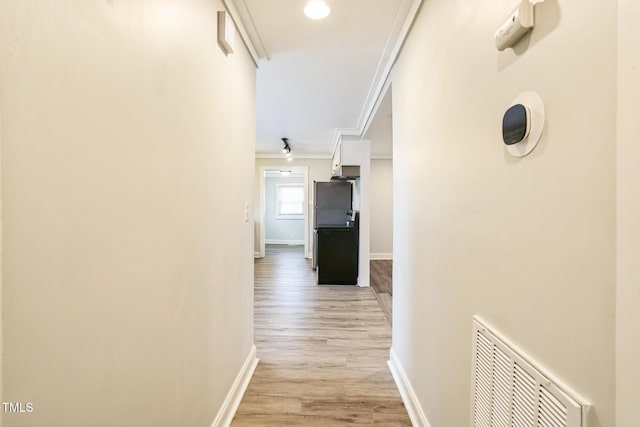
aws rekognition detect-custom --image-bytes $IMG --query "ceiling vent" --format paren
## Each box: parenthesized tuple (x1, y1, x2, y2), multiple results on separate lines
(471, 317, 589, 427)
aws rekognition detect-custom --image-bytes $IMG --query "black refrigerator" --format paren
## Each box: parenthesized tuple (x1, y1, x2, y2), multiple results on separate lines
(312, 181, 359, 285)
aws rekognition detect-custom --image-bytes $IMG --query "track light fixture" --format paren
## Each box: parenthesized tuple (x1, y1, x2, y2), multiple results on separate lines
(281, 137, 292, 160)
(281, 138, 290, 153)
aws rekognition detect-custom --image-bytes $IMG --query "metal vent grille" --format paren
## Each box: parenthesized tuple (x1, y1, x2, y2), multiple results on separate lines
(471, 317, 585, 427)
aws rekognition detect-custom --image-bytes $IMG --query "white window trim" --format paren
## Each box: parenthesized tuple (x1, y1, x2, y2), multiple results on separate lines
(275, 183, 305, 220)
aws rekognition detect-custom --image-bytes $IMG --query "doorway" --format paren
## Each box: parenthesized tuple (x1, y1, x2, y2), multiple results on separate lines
(257, 166, 310, 259)
(364, 84, 394, 323)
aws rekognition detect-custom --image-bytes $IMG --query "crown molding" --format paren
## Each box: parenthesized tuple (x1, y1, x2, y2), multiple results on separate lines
(330, 0, 423, 157)
(222, 0, 265, 66)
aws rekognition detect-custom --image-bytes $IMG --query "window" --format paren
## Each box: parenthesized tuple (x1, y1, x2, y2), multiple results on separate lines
(276, 184, 305, 219)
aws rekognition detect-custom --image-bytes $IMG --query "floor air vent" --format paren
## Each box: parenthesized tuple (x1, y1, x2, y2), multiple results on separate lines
(471, 317, 587, 427)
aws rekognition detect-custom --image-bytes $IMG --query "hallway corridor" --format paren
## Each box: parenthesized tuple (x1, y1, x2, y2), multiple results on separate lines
(231, 245, 411, 426)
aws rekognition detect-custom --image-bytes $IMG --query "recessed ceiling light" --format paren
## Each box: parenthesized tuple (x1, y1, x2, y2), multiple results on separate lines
(304, 1, 330, 20)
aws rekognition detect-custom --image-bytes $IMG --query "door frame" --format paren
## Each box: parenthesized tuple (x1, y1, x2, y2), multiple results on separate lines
(257, 165, 310, 258)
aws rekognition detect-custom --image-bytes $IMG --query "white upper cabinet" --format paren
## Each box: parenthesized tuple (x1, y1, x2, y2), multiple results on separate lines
(332, 140, 361, 175)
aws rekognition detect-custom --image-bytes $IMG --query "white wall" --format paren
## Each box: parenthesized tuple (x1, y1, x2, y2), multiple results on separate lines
(255, 158, 331, 256)
(616, 1, 640, 425)
(357, 141, 371, 287)
(391, 1, 615, 426)
(0, 67, 3, 427)
(370, 159, 393, 258)
(264, 176, 305, 243)
(0, 1, 255, 426)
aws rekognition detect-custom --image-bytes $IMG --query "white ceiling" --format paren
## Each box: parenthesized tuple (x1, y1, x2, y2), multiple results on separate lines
(227, 0, 417, 158)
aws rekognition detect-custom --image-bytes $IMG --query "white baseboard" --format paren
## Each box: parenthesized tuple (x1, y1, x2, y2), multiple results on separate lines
(370, 252, 393, 260)
(264, 239, 304, 245)
(210, 345, 259, 427)
(388, 347, 431, 427)
(357, 278, 370, 287)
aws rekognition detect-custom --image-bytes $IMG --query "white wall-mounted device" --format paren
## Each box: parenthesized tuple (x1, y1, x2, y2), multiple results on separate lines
(502, 91, 545, 158)
(495, 0, 535, 51)
(217, 11, 235, 55)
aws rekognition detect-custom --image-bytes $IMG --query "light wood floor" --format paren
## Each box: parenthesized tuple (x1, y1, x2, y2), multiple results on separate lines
(231, 245, 410, 426)
(370, 260, 393, 325)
